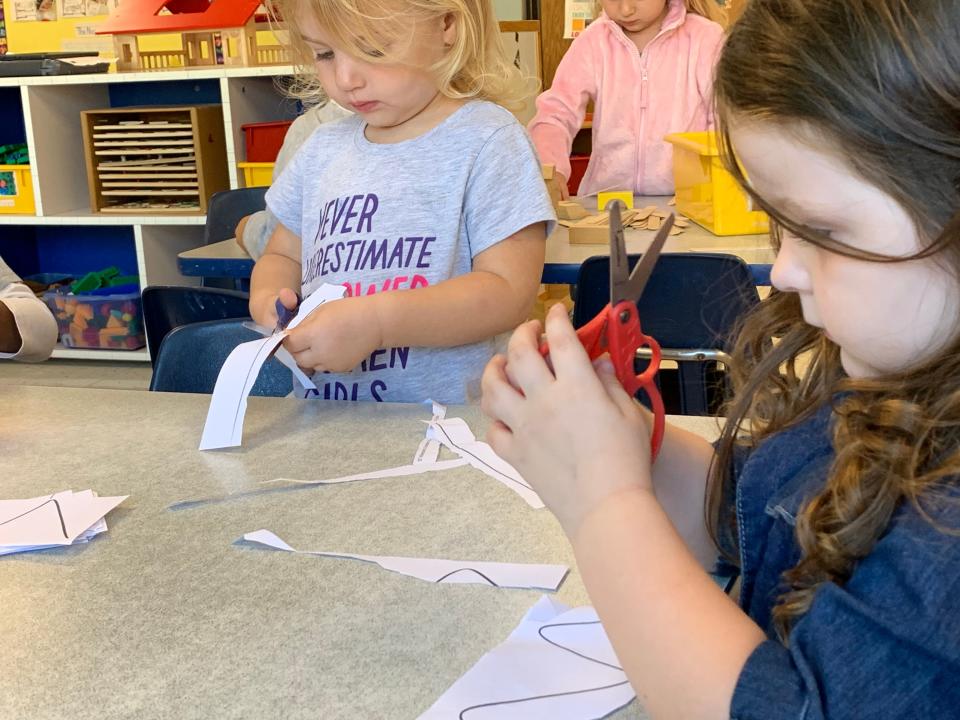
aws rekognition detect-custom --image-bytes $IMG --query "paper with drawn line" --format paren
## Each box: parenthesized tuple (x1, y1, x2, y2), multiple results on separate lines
(0, 490, 127, 554)
(199, 283, 347, 451)
(426, 418, 544, 509)
(418, 595, 634, 719)
(242, 529, 568, 591)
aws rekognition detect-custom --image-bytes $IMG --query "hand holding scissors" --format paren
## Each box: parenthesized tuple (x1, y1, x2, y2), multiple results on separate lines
(540, 202, 670, 459)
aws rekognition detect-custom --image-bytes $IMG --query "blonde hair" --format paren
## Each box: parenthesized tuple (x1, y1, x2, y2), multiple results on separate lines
(271, 0, 531, 112)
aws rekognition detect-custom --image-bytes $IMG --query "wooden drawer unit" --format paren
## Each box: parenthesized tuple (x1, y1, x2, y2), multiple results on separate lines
(81, 105, 229, 215)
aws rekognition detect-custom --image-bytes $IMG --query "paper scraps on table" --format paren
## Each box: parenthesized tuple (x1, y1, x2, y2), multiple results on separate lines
(263, 405, 543, 508)
(426, 418, 543, 509)
(418, 595, 634, 719)
(199, 283, 346, 451)
(241, 529, 568, 591)
(0, 490, 127, 556)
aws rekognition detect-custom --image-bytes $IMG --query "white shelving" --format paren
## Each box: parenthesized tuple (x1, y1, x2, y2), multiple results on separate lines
(52, 346, 150, 361)
(0, 65, 295, 362)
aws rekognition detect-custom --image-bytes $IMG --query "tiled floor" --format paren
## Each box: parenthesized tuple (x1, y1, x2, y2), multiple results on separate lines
(0, 359, 152, 391)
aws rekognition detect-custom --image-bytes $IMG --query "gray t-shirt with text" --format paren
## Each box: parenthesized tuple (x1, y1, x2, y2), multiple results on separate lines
(267, 100, 555, 403)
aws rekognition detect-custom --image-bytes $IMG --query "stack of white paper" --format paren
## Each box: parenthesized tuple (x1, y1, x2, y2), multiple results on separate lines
(0, 490, 127, 556)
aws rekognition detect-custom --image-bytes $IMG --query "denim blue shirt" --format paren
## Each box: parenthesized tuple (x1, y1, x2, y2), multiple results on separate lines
(726, 405, 960, 719)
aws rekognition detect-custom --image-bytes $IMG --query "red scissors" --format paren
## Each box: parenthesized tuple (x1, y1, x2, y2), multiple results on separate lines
(541, 202, 670, 460)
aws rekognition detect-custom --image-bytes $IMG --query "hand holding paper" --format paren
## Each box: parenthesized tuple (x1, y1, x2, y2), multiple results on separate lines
(284, 293, 383, 373)
(199, 284, 347, 451)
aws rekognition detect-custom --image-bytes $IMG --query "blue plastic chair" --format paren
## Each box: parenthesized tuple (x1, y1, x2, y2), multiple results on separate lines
(573, 253, 761, 415)
(149, 318, 292, 396)
(203, 187, 267, 290)
(204, 187, 268, 246)
(141, 285, 252, 365)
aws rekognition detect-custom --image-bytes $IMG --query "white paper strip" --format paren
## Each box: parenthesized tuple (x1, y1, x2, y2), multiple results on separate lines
(268, 458, 469, 487)
(198, 333, 286, 450)
(418, 596, 634, 719)
(242, 529, 569, 591)
(199, 284, 347, 451)
(426, 418, 543, 509)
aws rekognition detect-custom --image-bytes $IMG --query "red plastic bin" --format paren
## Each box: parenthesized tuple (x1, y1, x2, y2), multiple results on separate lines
(241, 120, 294, 162)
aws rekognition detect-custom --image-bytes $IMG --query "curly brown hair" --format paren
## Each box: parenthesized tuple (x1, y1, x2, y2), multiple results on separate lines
(709, 0, 960, 640)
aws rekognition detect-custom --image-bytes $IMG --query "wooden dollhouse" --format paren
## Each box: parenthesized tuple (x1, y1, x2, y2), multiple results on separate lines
(97, 0, 289, 72)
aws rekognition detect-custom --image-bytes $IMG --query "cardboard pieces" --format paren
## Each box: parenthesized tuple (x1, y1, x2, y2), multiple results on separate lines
(556, 200, 590, 221)
(541, 164, 565, 211)
(567, 206, 688, 245)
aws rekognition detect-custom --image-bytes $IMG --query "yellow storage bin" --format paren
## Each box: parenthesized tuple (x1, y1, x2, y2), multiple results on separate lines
(0, 165, 36, 215)
(665, 132, 768, 236)
(238, 161, 275, 188)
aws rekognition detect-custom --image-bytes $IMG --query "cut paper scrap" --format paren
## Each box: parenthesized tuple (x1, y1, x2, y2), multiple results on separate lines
(412, 400, 448, 465)
(418, 595, 634, 719)
(426, 418, 543, 509)
(269, 458, 469, 487)
(242, 529, 569, 591)
(0, 490, 127, 556)
(199, 283, 347, 451)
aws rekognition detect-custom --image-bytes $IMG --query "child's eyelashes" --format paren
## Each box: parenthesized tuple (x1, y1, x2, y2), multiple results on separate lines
(314, 50, 334, 62)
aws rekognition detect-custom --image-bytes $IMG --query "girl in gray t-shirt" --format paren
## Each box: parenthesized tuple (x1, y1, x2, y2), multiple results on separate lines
(250, 0, 555, 404)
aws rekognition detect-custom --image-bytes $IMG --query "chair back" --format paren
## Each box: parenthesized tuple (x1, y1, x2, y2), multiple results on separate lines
(573, 253, 760, 414)
(149, 318, 292, 396)
(204, 187, 268, 246)
(142, 285, 251, 364)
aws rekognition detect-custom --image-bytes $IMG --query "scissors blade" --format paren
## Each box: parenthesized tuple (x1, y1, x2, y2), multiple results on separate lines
(608, 201, 629, 305)
(614, 212, 674, 305)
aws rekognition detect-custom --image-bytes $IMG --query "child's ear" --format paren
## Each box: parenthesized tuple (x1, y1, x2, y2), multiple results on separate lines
(441, 12, 458, 49)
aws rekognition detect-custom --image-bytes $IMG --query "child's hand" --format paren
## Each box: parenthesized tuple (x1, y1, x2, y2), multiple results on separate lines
(283, 296, 382, 373)
(250, 287, 299, 329)
(481, 303, 653, 537)
(556, 172, 571, 201)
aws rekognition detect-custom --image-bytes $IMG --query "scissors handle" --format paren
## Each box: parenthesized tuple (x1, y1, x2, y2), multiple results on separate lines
(607, 300, 665, 460)
(537, 302, 665, 460)
(274, 293, 302, 334)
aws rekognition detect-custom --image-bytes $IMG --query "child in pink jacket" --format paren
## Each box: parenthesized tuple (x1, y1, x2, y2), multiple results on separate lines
(529, 0, 724, 198)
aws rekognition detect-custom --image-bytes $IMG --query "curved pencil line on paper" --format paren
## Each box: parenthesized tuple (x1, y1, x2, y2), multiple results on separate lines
(0, 496, 69, 540)
(458, 680, 632, 719)
(231, 336, 282, 440)
(538, 620, 624, 670)
(433, 567, 501, 587)
(457, 618, 630, 718)
(430, 423, 534, 492)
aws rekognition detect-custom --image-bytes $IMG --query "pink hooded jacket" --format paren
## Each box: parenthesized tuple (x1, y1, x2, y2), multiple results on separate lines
(528, 0, 724, 196)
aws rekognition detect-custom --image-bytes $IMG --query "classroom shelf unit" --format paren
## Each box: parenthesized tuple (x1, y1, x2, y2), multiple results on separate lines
(0, 65, 300, 362)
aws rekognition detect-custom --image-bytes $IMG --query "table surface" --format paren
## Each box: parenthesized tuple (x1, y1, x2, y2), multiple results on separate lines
(0, 385, 723, 720)
(178, 195, 774, 270)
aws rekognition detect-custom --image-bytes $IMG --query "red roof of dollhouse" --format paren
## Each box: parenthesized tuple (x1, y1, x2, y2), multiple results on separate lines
(97, 0, 265, 35)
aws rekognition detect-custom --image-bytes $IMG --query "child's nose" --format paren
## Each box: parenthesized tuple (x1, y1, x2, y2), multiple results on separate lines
(770, 232, 810, 294)
(334, 56, 364, 92)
